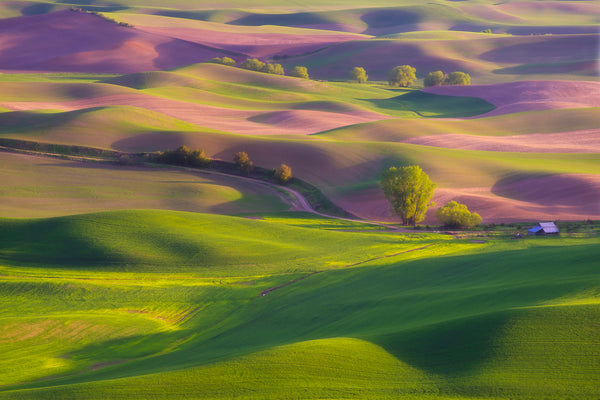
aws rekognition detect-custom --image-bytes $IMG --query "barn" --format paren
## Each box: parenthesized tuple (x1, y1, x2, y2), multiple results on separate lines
(528, 222, 559, 235)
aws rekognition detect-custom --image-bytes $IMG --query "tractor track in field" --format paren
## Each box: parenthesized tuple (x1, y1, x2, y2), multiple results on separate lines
(259, 242, 440, 297)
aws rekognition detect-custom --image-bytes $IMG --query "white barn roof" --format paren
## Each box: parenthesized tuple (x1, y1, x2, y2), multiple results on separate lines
(539, 222, 559, 233)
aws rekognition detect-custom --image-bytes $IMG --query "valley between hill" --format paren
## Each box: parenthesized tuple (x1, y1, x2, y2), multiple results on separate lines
(0, 1, 598, 398)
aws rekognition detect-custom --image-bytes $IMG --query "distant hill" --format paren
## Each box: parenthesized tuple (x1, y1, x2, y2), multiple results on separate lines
(0, 10, 240, 73)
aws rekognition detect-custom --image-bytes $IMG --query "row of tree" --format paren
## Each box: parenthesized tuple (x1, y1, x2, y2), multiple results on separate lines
(390, 66, 471, 87)
(210, 57, 309, 79)
(153, 147, 293, 184)
(348, 65, 471, 87)
(211, 57, 470, 87)
(233, 151, 292, 183)
(381, 165, 481, 228)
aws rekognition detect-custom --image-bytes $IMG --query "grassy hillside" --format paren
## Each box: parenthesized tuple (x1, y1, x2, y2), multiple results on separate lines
(0, 210, 597, 398)
(0, 152, 292, 218)
(0, 210, 442, 274)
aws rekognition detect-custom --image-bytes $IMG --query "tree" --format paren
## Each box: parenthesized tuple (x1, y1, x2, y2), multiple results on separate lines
(290, 66, 309, 79)
(240, 58, 266, 72)
(349, 67, 368, 83)
(234, 151, 254, 175)
(156, 146, 210, 168)
(261, 63, 285, 75)
(381, 165, 436, 226)
(189, 149, 210, 167)
(445, 71, 471, 85)
(424, 71, 446, 87)
(389, 65, 416, 87)
(435, 201, 481, 228)
(165, 145, 191, 165)
(209, 57, 236, 66)
(273, 164, 292, 184)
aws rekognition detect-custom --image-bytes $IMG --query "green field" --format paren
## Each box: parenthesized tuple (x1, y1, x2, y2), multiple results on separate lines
(0, 210, 598, 398)
(1, 1, 598, 398)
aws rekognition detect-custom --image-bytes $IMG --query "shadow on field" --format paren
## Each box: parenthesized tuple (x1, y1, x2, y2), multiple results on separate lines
(371, 311, 509, 376)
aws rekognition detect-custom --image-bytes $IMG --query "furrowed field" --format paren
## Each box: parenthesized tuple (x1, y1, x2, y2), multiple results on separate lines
(0, 0, 598, 398)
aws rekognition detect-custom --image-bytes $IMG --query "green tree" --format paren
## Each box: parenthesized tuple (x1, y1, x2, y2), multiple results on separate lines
(234, 151, 254, 175)
(161, 145, 190, 165)
(240, 58, 266, 72)
(261, 63, 285, 75)
(349, 67, 368, 83)
(424, 71, 446, 87)
(389, 65, 416, 87)
(381, 165, 436, 226)
(273, 164, 292, 184)
(209, 57, 236, 66)
(435, 201, 481, 228)
(290, 66, 309, 79)
(445, 71, 471, 85)
(190, 149, 210, 167)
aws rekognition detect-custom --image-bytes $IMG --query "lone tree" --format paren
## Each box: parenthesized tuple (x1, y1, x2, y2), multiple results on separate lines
(435, 201, 481, 228)
(445, 71, 471, 85)
(240, 58, 266, 72)
(273, 164, 292, 184)
(389, 65, 416, 87)
(234, 151, 254, 175)
(290, 66, 309, 79)
(424, 71, 446, 87)
(349, 67, 368, 83)
(381, 165, 436, 226)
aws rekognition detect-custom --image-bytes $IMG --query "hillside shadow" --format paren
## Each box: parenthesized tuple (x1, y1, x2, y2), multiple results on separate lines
(361, 9, 421, 29)
(229, 12, 331, 27)
(112, 131, 189, 153)
(370, 311, 509, 376)
(360, 91, 495, 118)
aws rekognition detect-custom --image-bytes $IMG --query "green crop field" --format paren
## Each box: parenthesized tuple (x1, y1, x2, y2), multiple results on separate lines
(0, 211, 598, 399)
(0, 0, 598, 398)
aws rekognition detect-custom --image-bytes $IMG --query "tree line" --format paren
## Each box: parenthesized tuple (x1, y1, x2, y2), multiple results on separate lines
(210, 57, 469, 87)
(153, 146, 292, 184)
(349, 65, 471, 87)
(210, 57, 309, 79)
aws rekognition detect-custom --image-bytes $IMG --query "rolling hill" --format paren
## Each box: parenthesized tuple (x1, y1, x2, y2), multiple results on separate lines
(0, 1, 598, 399)
(0, 210, 597, 398)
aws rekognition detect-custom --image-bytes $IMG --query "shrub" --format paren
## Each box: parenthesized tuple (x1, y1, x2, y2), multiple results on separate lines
(261, 63, 285, 75)
(435, 201, 482, 228)
(210, 57, 236, 66)
(445, 71, 471, 85)
(189, 149, 210, 167)
(349, 67, 368, 83)
(389, 65, 416, 87)
(234, 151, 254, 175)
(273, 164, 292, 184)
(156, 146, 210, 167)
(240, 58, 266, 72)
(424, 71, 446, 87)
(290, 66, 309, 79)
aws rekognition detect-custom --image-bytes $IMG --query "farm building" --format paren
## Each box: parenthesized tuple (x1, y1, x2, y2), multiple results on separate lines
(528, 222, 559, 235)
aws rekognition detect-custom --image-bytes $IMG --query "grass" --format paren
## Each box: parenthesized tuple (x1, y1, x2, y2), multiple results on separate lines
(1, 3, 598, 397)
(0, 211, 597, 398)
(0, 152, 291, 218)
(0, 210, 444, 275)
